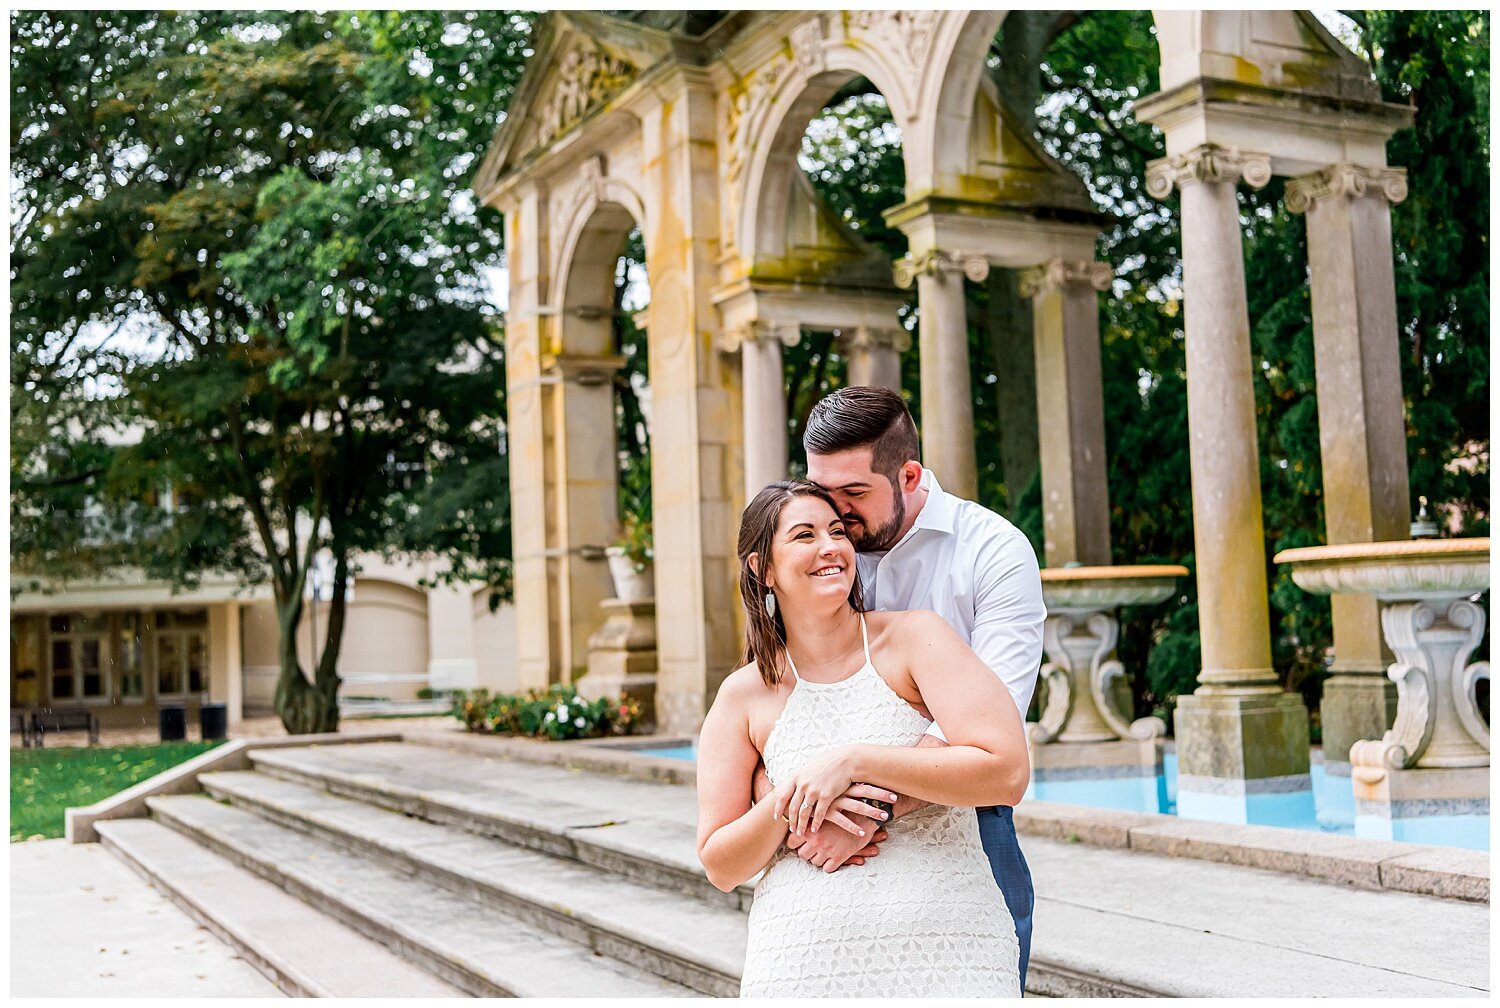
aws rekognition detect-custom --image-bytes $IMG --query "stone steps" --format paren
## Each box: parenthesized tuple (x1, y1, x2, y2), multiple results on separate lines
(245, 743, 755, 911)
(194, 769, 744, 995)
(95, 817, 465, 998)
(239, 742, 1160, 997)
(107, 739, 1487, 998)
(143, 793, 699, 998)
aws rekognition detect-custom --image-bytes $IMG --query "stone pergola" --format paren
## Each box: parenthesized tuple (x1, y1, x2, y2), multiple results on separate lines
(475, 10, 1415, 818)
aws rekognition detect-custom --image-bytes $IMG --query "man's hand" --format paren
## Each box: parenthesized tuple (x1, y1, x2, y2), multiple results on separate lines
(752, 762, 774, 806)
(788, 817, 888, 872)
(754, 762, 891, 870)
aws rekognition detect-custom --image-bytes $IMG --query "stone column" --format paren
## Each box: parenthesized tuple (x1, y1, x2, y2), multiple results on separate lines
(1020, 257, 1114, 567)
(843, 325, 909, 392)
(640, 69, 739, 735)
(1146, 144, 1311, 822)
(541, 353, 624, 683)
(1286, 163, 1411, 767)
(500, 189, 554, 693)
(722, 321, 798, 494)
(894, 250, 990, 499)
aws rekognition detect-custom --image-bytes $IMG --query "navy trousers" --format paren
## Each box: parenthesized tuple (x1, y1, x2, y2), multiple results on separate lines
(976, 805, 1033, 992)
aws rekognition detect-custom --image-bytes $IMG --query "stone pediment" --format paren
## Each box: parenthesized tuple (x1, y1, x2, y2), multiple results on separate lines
(475, 13, 674, 199)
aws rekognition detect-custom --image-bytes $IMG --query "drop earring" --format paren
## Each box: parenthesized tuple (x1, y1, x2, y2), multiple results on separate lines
(764, 592, 776, 618)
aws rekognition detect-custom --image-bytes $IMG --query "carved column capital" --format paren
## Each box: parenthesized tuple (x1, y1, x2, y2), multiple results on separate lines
(843, 325, 912, 354)
(1146, 144, 1272, 199)
(717, 320, 801, 354)
(1285, 163, 1409, 215)
(1018, 257, 1112, 298)
(892, 250, 991, 289)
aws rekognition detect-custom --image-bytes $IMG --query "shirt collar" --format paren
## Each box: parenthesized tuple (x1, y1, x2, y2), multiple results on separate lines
(906, 467, 957, 537)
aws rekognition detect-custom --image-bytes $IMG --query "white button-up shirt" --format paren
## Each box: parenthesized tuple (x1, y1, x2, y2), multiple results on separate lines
(857, 469, 1046, 737)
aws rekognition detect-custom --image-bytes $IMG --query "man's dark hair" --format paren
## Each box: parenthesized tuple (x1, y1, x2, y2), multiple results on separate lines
(802, 386, 920, 484)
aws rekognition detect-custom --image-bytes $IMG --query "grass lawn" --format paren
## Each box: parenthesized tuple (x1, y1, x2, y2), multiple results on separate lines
(10, 741, 224, 842)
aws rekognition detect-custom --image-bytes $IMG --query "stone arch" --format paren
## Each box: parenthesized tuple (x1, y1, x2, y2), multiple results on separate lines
(553, 167, 648, 323)
(554, 185, 646, 356)
(542, 174, 650, 688)
(909, 10, 1008, 196)
(735, 26, 916, 268)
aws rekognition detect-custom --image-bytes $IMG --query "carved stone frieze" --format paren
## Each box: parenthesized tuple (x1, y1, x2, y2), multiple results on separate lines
(789, 17, 826, 76)
(892, 250, 991, 289)
(1145, 144, 1273, 198)
(847, 11, 942, 79)
(724, 55, 792, 187)
(536, 43, 636, 148)
(1019, 257, 1113, 298)
(1285, 163, 1409, 214)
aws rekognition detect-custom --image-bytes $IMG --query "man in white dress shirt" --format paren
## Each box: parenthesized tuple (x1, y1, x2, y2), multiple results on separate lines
(792, 385, 1045, 989)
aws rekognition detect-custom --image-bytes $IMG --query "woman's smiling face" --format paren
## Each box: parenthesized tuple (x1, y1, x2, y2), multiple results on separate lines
(761, 494, 856, 604)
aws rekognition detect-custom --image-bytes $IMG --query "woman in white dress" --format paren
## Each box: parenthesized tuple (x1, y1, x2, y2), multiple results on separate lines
(696, 481, 1028, 997)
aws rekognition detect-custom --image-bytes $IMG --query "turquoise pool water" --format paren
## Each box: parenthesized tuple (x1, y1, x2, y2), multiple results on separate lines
(625, 743, 1488, 851)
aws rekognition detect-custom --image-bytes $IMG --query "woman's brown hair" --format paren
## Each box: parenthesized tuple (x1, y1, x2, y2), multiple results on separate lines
(736, 480, 865, 688)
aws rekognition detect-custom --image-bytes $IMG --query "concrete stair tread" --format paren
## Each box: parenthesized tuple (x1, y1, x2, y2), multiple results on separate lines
(247, 743, 747, 904)
(94, 818, 465, 998)
(144, 794, 698, 998)
(197, 768, 747, 984)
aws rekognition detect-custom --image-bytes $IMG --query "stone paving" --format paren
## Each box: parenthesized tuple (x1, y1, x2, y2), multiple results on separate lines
(10, 838, 283, 997)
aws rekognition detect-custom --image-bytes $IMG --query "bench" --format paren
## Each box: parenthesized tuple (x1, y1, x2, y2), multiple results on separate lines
(10, 710, 33, 748)
(32, 709, 100, 746)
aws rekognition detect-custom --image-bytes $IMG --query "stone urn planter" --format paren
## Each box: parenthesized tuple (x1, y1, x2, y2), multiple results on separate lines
(1275, 538, 1490, 773)
(1033, 564, 1189, 745)
(605, 547, 653, 603)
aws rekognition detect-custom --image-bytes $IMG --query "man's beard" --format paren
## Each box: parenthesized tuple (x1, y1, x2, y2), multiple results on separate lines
(847, 492, 905, 553)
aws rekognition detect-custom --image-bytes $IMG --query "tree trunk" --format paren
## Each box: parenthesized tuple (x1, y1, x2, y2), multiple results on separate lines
(272, 574, 341, 735)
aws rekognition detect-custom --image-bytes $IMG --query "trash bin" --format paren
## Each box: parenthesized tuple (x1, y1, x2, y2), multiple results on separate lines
(200, 703, 228, 741)
(159, 705, 186, 742)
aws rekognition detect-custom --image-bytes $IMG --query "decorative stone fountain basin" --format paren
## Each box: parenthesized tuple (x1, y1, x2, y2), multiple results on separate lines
(1274, 539, 1489, 775)
(1275, 539, 1490, 602)
(1033, 565, 1189, 745)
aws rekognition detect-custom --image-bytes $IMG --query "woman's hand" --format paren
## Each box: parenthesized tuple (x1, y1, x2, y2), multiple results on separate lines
(773, 747, 891, 837)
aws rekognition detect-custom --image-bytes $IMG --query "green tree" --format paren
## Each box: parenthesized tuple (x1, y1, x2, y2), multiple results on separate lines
(10, 11, 532, 733)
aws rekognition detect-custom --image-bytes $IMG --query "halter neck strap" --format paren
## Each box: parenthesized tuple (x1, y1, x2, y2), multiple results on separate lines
(783, 612, 871, 683)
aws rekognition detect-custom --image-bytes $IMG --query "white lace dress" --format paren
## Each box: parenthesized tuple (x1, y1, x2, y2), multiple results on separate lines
(739, 617, 1021, 998)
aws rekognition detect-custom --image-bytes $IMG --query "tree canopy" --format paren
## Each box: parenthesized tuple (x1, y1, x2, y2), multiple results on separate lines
(10, 10, 532, 731)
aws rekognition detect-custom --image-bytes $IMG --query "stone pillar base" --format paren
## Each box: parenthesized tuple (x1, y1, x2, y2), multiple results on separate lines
(581, 599, 657, 728)
(1029, 736, 1163, 781)
(1319, 674, 1398, 769)
(1174, 691, 1314, 825)
(1352, 764, 1489, 848)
